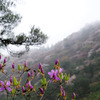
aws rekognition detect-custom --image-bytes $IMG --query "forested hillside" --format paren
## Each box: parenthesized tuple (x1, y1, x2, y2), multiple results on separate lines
(1, 22, 100, 100)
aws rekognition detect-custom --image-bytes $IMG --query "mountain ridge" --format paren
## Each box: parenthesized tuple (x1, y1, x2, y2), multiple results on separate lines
(4, 22, 100, 100)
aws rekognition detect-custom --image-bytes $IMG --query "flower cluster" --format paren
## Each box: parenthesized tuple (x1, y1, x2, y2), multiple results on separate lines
(0, 55, 76, 100)
(48, 59, 70, 99)
(0, 57, 6, 73)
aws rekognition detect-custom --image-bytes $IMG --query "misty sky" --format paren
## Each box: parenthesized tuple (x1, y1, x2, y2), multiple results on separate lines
(14, 0, 100, 47)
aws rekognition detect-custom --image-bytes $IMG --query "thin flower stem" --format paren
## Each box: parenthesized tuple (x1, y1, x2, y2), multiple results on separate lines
(7, 93, 9, 100)
(43, 82, 65, 99)
(18, 70, 25, 81)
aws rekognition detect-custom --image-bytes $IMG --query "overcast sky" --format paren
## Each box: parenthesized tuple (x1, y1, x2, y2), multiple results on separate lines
(14, 0, 100, 47)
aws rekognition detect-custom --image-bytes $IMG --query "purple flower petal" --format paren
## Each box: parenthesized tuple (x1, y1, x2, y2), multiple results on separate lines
(0, 80, 4, 86)
(0, 87, 5, 91)
(6, 87, 11, 92)
(48, 72, 53, 78)
(6, 81, 10, 86)
(48, 69, 60, 82)
(55, 70, 58, 74)
(48, 69, 55, 78)
(59, 68, 63, 74)
(51, 70, 54, 73)
(55, 75, 60, 81)
(49, 79, 52, 83)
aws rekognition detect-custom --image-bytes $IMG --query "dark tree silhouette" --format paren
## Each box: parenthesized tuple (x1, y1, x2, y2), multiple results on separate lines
(0, 0, 48, 57)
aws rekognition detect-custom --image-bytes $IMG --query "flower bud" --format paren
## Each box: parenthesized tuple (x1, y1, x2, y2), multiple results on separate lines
(31, 70, 33, 76)
(29, 85, 33, 90)
(4, 57, 6, 63)
(12, 63, 15, 69)
(39, 63, 42, 69)
(24, 61, 27, 68)
(12, 63, 15, 72)
(39, 88, 43, 97)
(63, 90, 65, 97)
(33, 88, 35, 92)
(10, 77, 13, 83)
(63, 96, 66, 100)
(0, 55, 1, 60)
(73, 92, 76, 99)
(31, 70, 34, 79)
(28, 72, 30, 77)
(55, 58, 59, 65)
(22, 86, 26, 95)
(0, 64, 3, 70)
(40, 88, 43, 94)
(22, 86, 25, 93)
(41, 68, 44, 74)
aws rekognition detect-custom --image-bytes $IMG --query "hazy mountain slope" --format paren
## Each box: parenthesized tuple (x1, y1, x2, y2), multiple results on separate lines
(6, 22, 100, 100)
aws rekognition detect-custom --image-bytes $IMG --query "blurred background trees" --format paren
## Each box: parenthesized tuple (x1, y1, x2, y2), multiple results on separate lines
(0, 0, 48, 57)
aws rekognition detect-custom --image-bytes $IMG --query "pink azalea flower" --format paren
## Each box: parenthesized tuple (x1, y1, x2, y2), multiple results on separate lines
(48, 69, 60, 82)
(0, 80, 11, 92)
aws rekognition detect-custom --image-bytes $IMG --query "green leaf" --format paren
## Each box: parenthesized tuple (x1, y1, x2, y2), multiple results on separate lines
(18, 78, 21, 85)
(65, 92, 67, 97)
(18, 64, 20, 70)
(11, 88, 16, 94)
(18, 64, 22, 71)
(64, 73, 70, 81)
(41, 77, 46, 85)
(13, 76, 18, 86)
(38, 69, 41, 72)
(34, 85, 35, 89)
(68, 73, 70, 78)
(60, 73, 63, 80)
